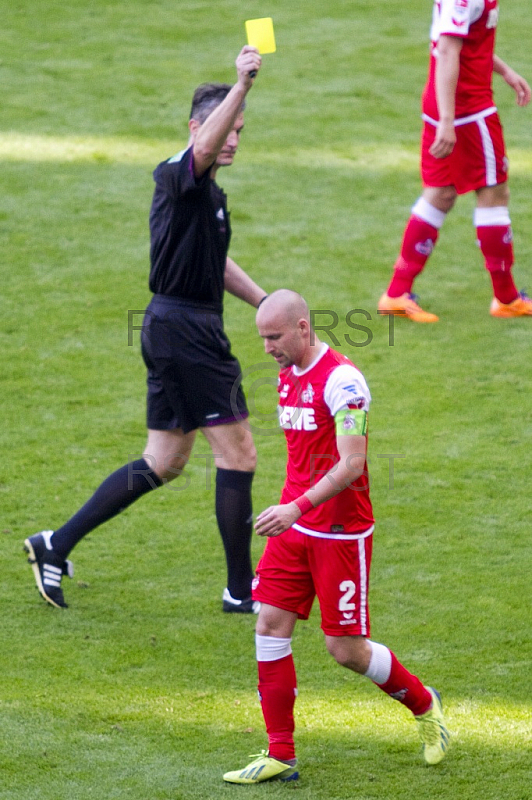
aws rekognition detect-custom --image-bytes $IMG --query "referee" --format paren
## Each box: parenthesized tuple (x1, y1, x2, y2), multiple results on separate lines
(25, 46, 267, 612)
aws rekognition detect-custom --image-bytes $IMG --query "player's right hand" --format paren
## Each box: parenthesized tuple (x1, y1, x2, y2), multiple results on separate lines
(430, 120, 456, 159)
(236, 45, 261, 87)
(255, 502, 300, 537)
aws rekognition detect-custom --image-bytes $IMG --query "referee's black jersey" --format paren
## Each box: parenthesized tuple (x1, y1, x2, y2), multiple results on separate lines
(148, 146, 231, 306)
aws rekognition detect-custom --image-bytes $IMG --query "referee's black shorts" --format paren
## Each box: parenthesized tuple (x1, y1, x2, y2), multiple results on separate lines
(140, 295, 249, 434)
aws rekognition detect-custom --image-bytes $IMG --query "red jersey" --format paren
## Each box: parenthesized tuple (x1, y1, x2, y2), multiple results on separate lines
(422, 0, 499, 120)
(277, 345, 374, 537)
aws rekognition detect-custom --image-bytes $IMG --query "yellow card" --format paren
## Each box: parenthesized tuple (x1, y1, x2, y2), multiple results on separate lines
(245, 17, 276, 55)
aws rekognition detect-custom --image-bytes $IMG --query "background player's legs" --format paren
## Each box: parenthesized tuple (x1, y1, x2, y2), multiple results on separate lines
(379, 187, 456, 322)
(476, 183, 517, 302)
(475, 183, 531, 316)
(387, 191, 453, 297)
(25, 428, 195, 607)
(202, 421, 256, 606)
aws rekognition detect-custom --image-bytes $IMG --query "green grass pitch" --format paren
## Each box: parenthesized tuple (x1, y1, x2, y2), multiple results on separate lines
(1, 1, 531, 798)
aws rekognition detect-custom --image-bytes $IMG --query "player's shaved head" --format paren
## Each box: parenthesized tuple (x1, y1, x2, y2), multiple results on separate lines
(256, 290, 321, 370)
(257, 289, 309, 328)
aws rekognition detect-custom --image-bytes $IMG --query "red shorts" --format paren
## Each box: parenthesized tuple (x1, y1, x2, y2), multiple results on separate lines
(421, 110, 508, 194)
(252, 526, 373, 637)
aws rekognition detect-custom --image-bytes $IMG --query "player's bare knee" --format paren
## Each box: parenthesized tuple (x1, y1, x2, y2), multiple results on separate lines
(478, 182, 510, 207)
(256, 606, 296, 638)
(256, 619, 276, 637)
(326, 637, 345, 664)
(326, 636, 370, 673)
(424, 185, 456, 213)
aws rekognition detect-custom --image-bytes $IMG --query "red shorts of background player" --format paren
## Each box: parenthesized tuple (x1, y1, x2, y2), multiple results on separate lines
(421, 110, 508, 195)
(252, 526, 373, 637)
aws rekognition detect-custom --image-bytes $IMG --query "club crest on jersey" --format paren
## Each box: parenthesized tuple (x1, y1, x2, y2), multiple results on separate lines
(455, 0, 468, 8)
(301, 383, 314, 404)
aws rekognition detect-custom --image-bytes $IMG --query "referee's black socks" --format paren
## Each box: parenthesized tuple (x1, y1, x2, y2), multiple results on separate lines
(51, 458, 162, 559)
(215, 468, 254, 601)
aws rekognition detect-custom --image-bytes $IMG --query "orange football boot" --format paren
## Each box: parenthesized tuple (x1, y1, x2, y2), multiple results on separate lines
(490, 291, 532, 318)
(378, 292, 439, 323)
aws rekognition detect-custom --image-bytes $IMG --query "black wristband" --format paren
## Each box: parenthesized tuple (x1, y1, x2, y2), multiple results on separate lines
(257, 294, 268, 309)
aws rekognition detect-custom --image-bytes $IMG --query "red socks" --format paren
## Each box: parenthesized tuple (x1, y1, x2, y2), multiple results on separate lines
(475, 206, 518, 304)
(373, 651, 432, 716)
(489, 269, 519, 305)
(476, 221, 518, 304)
(258, 655, 297, 762)
(256, 637, 434, 763)
(388, 200, 520, 306)
(388, 216, 440, 298)
(388, 198, 446, 298)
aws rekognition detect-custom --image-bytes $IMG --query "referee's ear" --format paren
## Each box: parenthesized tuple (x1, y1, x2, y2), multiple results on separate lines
(188, 119, 200, 139)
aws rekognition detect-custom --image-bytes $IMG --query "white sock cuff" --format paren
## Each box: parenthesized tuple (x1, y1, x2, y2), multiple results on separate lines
(412, 197, 446, 229)
(364, 640, 392, 685)
(474, 206, 511, 227)
(255, 634, 292, 662)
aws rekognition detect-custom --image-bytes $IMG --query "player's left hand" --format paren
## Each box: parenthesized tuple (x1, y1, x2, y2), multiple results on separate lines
(255, 502, 301, 537)
(504, 69, 531, 107)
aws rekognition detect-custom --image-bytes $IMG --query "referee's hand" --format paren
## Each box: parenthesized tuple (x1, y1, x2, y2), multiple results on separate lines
(236, 46, 261, 88)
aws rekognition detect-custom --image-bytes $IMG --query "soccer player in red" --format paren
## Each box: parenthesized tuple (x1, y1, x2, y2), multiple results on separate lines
(223, 290, 449, 785)
(378, 0, 532, 322)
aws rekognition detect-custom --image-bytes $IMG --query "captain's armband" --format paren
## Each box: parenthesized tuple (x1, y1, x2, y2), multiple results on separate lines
(335, 407, 368, 436)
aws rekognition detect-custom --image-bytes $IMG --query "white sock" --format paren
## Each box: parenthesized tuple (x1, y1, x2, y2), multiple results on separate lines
(364, 640, 392, 685)
(412, 197, 447, 229)
(255, 634, 292, 662)
(474, 206, 511, 227)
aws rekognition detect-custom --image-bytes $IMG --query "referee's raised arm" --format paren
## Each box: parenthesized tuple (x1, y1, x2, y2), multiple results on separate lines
(190, 46, 261, 178)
